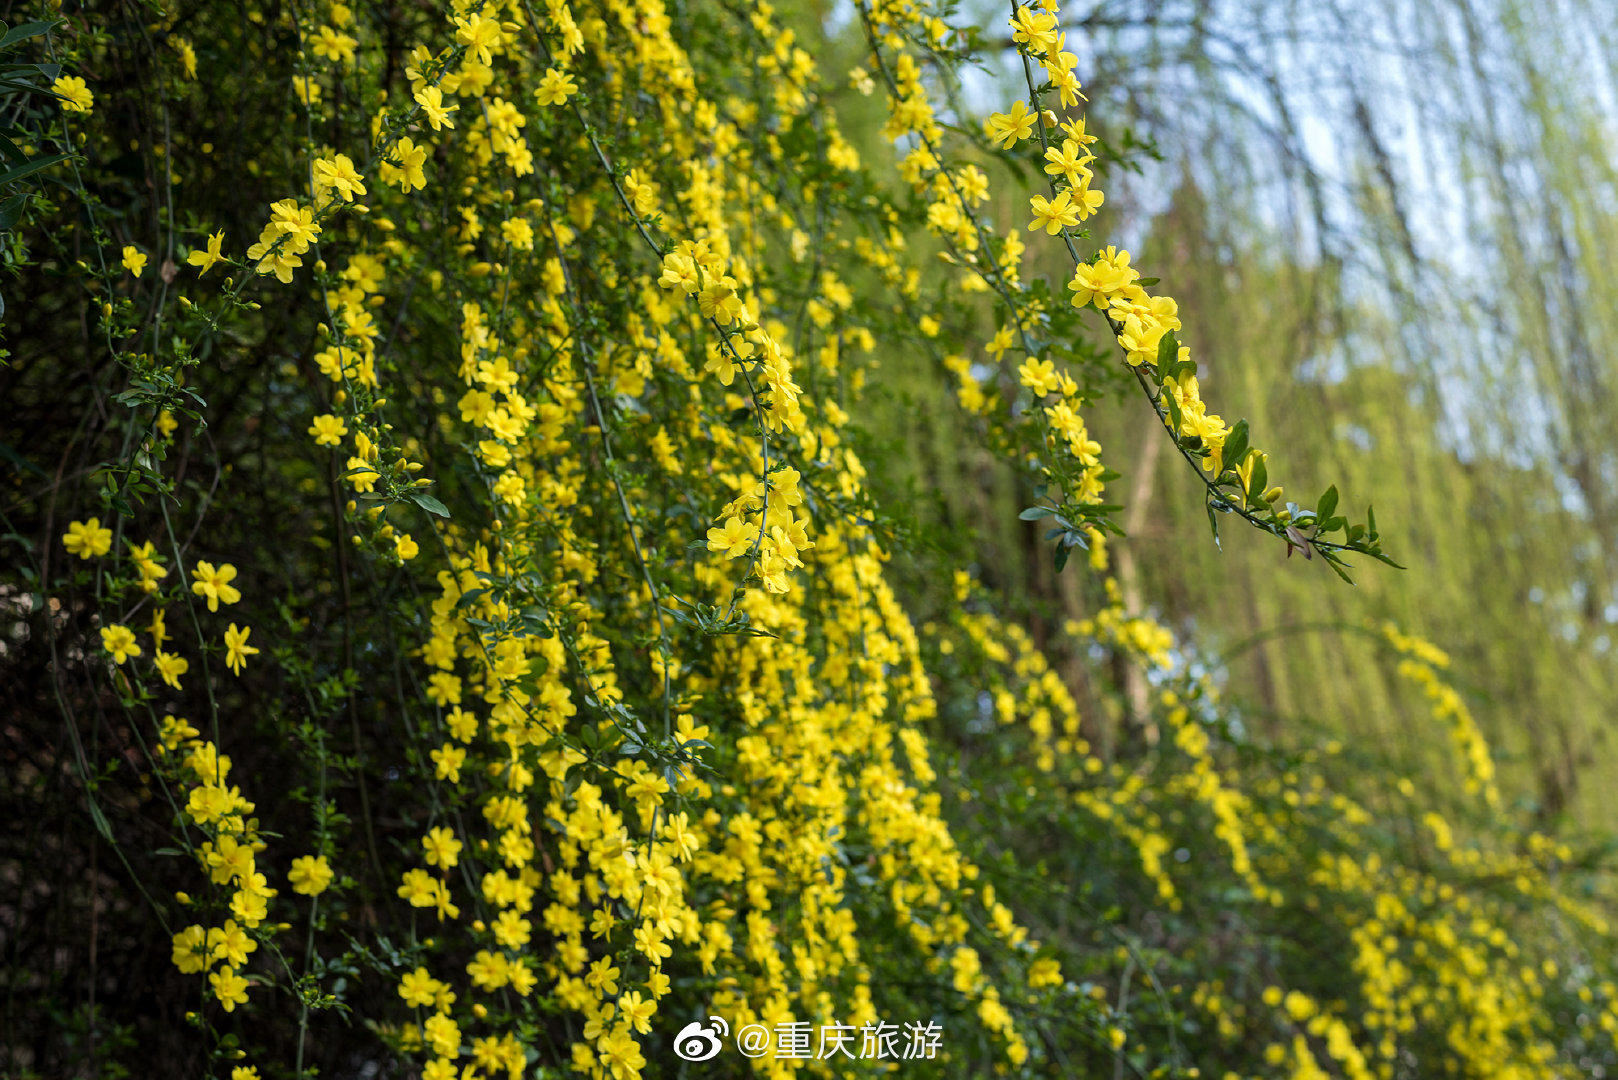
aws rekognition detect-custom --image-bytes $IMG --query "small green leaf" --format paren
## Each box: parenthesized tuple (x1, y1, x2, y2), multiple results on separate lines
(408, 491, 451, 518)
(1222, 420, 1249, 477)
(0, 152, 67, 188)
(1320, 551, 1357, 584)
(1246, 455, 1268, 505)
(1155, 329, 1178, 373)
(0, 21, 58, 52)
(1018, 506, 1055, 521)
(1162, 386, 1182, 434)
(0, 191, 25, 230)
(1316, 484, 1339, 525)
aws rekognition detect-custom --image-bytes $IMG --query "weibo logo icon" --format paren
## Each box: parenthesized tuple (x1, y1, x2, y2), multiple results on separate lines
(672, 1016, 729, 1061)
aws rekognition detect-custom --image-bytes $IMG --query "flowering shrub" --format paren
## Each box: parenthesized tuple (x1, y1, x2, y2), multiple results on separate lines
(3, 1, 1615, 1079)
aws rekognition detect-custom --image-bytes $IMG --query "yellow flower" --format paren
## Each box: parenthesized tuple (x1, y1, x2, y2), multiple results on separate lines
(984, 99, 1035, 149)
(346, 457, 378, 493)
(308, 414, 347, 446)
(150, 607, 170, 647)
(292, 74, 322, 107)
(430, 743, 465, 782)
(171, 924, 209, 974)
(454, 13, 503, 66)
(398, 965, 440, 1008)
(154, 649, 189, 689)
(224, 623, 259, 675)
(657, 252, 700, 293)
(499, 217, 534, 251)
(173, 37, 198, 80)
(598, 1029, 644, 1077)
(1028, 957, 1064, 988)
(129, 539, 167, 592)
(1027, 191, 1081, 236)
(63, 518, 113, 560)
(119, 246, 147, 278)
(619, 990, 657, 1034)
(395, 533, 420, 560)
(706, 516, 758, 558)
(534, 67, 578, 107)
(414, 85, 457, 131)
(157, 713, 198, 750)
(310, 25, 358, 64)
(1067, 246, 1139, 310)
(288, 854, 335, 896)
(209, 965, 250, 1012)
(52, 74, 93, 113)
(190, 560, 242, 611)
(379, 136, 427, 193)
(1010, 6, 1059, 54)
(207, 920, 257, 966)
(101, 625, 141, 665)
(584, 956, 620, 996)
(312, 154, 366, 204)
(422, 826, 461, 869)
(1018, 357, 1062, 396)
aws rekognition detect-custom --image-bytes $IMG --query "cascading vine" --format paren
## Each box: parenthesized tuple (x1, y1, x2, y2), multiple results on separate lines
(10, 1, 1617, 1079)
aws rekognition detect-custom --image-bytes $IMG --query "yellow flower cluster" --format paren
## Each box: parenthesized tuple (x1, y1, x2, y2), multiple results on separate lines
(1380, 621, 1501, 807)
(39, 0, 1609, 1076)
(160, 718, 272, 1017)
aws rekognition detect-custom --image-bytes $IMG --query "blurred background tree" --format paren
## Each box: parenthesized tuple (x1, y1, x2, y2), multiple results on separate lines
(855, 0, 1618, 830)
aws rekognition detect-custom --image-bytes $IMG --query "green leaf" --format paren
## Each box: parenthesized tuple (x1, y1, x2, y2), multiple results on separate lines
(1321, 551, 1357, 585)
(0, 191, 25, 230)
(0, 152, 67, 188)
(1205, 501, 1221, 549)
(408, 491, 451, 518)
(1316, 484, 1339, 525)
(1162, 385, 1182, 434)
(87, 797, 114, 843)
(0, 21, 59, 52)
(1155, 329, 1178, 373)
(1018, 506, 1055, 521)
(0, 61, 60, 80)
(1245, 455, 1268, 505)
(1222, 420, 1249, 477)
(1366, 505, 1378, 541)
(1053, 539, 1071, 573)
